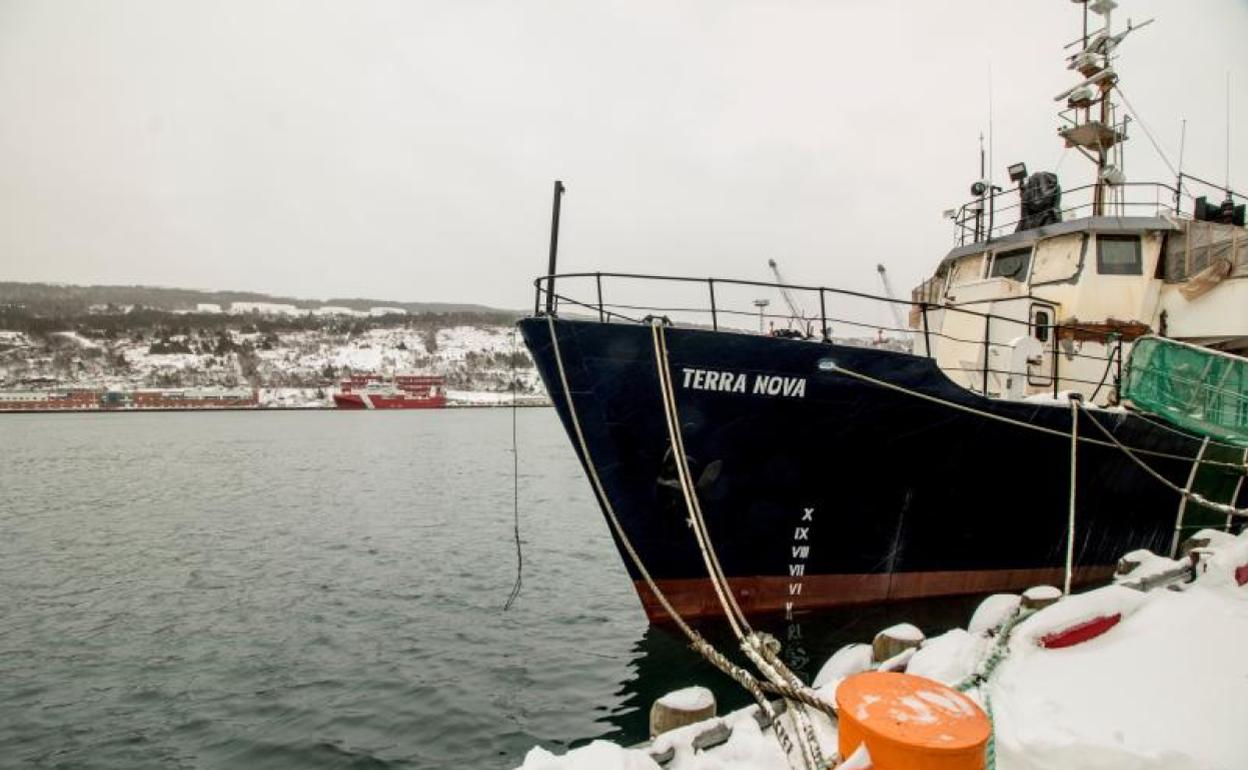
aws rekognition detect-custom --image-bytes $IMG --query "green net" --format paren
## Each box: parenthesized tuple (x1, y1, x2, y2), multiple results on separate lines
(1122, 336, 1248, 447)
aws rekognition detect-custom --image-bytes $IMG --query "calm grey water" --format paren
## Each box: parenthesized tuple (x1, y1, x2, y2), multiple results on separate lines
(0, 410, 978, 769)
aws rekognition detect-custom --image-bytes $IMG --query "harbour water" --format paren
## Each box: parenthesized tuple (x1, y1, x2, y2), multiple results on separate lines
(0, 410, 978, 769)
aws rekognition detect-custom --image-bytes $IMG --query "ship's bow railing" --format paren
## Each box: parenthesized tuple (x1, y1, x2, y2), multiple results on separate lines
(533, 271, 1129, 401)
(534, 271, 921, 347)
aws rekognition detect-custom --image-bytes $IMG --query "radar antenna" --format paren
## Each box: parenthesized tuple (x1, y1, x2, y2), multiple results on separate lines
(1055, 0, 1153, 216)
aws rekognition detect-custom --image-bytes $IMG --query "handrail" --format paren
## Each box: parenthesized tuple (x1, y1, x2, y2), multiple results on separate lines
(565, 293, 1121, 368)
(532, 270, 1132, 345)
(952, 176, 1244, 248)
(541, 275, 1131, 399)
(532, 269, 1140, 405)
(951, 181, 1184, 247)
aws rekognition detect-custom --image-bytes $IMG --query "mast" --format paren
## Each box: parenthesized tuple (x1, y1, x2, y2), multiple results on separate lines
(1055, 0, 1151, 216)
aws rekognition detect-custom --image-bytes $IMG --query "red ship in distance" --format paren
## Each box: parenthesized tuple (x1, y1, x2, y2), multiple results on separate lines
(332, 373, 447, 409)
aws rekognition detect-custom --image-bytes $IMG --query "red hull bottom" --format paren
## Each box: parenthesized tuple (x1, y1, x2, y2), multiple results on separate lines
(333, 394, 446, 409)
(634, 565, 1115, 623)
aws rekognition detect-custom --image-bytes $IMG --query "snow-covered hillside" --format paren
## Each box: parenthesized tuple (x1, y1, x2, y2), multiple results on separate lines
(0, 321, 547, 407)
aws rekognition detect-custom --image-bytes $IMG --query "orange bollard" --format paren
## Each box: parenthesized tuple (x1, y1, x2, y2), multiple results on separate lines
(835, 671, 990, 770)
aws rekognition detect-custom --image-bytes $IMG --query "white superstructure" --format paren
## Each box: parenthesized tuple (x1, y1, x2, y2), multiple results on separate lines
(911, 0, 1245, 406)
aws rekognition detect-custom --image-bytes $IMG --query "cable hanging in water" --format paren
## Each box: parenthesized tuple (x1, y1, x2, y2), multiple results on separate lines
(504, 324, 524, 611)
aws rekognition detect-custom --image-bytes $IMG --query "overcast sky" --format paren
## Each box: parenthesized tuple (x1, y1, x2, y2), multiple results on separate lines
(1, 0, 1244, 310)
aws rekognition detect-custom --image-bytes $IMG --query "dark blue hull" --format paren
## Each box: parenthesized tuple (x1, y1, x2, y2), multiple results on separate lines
(521, 317, 1241, 621)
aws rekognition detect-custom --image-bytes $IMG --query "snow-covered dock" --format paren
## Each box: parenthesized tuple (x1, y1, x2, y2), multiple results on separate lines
(518, 530, 1248, 770)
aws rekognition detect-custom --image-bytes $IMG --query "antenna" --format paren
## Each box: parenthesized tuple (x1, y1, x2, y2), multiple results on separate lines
(987, 62, 995, 240)
(1055, 0, 1151, 217)
(987, 62, 994, 194)
(1227, 71, 1233, 195)
(1176, 118, 1187, 213)
(977, 132, 986, 241)
(1082, 0, 1089, 49)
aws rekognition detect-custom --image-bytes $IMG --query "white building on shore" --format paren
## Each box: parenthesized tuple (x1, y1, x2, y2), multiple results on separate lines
(313, 306, 367, 317)
(229, 302, 302, 316)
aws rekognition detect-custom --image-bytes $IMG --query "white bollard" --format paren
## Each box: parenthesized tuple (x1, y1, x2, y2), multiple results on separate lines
(1022, 585, 1062, 610)
(650, 686, 716, 739)
(872, 623, 924, 664)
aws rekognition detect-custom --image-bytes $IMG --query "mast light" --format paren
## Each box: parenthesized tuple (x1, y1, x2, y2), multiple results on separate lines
(1008, 163, 1029, 184)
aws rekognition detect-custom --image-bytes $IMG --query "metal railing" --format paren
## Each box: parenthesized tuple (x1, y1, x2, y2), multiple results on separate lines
(533, 271, 1128, 400)
(951, 181, 1181, 246)
(951, 175, 1246, 248)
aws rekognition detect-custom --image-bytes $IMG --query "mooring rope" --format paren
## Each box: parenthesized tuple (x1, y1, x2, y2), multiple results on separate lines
(503, 324, 524, 611)
(650, 320, 832, 770)
(1129, 405, 1246, 453)
(954, 606, 1032, 770)
(826, 361, 1245, 470)
(650, 321, 752, 638)
(825, 357, 1246, 518)
(544, 317, 696, 639)
(543, 316, 833, 768)
(1075, 401, 1248, 518)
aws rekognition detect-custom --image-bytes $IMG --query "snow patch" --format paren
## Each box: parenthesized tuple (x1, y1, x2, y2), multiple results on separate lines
(838, 742, 872, 770)
(53, 331, 101, 349)
(893, 694, 939, 724)
(812, 643, 872, 688)
(1113, 549, 1185, 585)
(915, 688, 977, 719)
(656, 686, 714, 712)
(879, 622, 923, 641)
(876, 646, 916, 672)
(969, 594, 1021, 636)
(1195, 534, 1248, 589)
(907, 629, 984, 685)
(518, 741, 659, 770)
(1022, 585, 1062, 604)
(1188, 529, 1240, 549)
(992, 582, 1248, 769)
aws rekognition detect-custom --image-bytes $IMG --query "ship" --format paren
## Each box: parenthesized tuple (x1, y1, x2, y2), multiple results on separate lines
(332, 374, 447, 409)
(519, 1, 1247, 623)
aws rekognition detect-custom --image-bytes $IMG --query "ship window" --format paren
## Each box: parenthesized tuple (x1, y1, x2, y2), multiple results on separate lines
(948, 254, 984, 286)
(1034, 310, 1051, 343)
(989, 247, 1032, 282)
(1097, 235, 1142, 275)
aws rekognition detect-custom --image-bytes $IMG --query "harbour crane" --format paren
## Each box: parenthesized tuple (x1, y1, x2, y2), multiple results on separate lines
(767, 259, 808, 333)
(876, 264, 908, 333)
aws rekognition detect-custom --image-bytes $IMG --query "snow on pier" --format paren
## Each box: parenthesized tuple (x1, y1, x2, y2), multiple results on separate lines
(518, 531, 1248, 770)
